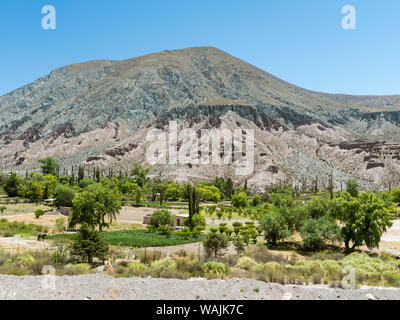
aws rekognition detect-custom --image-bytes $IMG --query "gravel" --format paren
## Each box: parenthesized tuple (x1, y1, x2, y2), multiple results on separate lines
(1, 275, 400, 300)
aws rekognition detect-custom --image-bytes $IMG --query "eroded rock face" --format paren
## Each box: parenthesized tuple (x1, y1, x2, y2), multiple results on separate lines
(0, 47, 399, 190)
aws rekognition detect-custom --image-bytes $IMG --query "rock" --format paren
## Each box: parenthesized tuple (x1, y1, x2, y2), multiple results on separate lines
(282, 293, 292, 300)
(96, 265, 105, 273)
(366, 294, 376, 300)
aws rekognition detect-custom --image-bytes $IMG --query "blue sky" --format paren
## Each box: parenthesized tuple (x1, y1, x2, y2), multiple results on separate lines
(0, 0, 399, 96)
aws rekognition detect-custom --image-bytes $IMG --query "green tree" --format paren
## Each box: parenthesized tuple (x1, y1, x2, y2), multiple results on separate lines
(252, 194, 261, 206)
(299, 216, 341, 250)
(71, 223, 109, 264)
(225, 178, 234, 200)
(203, 231, 229, 258)
(78, 166, 85, 182)
(197, 186, 221, 203)
(165, 182, 184, 201)
(0, 206, 6, 214)
(330, 192, 394, 252)
(70, 183, 122, 231)
(153, 181, 169, 206)
(25, 180, 45, 202)
(259, 207, 291, 245)
(346, 179, 359, 198)
(53, 184, 75, 207)
(131, 162, 150, 188)
(232, 192, 248, 209)
(78, 178, 95, 189)
(3, 172, 22, 197)
(391, 187, 400, 205)
(305, 196, 330, 219)
(39, 157, 59, 176)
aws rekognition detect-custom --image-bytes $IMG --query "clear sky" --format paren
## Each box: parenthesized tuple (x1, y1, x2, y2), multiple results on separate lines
(0, 0, 399, 96)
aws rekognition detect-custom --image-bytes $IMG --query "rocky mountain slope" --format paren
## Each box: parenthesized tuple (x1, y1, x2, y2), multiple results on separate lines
(1, 46, 399, 190)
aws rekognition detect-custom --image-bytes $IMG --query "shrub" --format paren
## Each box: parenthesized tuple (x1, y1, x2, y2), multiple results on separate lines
(0, 206, 6, 214)
(157, 225, 172, 236)
(185, 214, 206, 228)
(127, 262, 147, 275)
(262, 261, 281, 274)
(305, 197, 330, 219)
(235, 257, 259, 271)
(16, 255, 35, 267)
(3, 172, 22, 197)
(252, 195, 261, 206)
(151, 258, 177, 274)
(391, 187, 400, 205)
(53, 184, 75, 207)
(34, 210, 45, 219)
(203, 232, 229, 258)
(346, 179, 359, 198)
(150, 209, 175, 228)
(78, 178, 95, 189)
(55, 218, 66, 233)
(137, 249, 165, 264)
(259, 208, 291, 245)
(202, 261, 227, 276)
(299, 216, 341, 250)
(63, 263, 91, 275)
(177, 227, 192, 240)
(232, 192, 248, 209)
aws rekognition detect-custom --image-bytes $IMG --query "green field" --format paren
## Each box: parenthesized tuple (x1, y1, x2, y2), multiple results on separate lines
(50, 229, 204, 247)
(123, 201, 189, 209)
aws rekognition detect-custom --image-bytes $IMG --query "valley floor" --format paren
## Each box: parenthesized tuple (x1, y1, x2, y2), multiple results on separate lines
(0, 275, 400, 300)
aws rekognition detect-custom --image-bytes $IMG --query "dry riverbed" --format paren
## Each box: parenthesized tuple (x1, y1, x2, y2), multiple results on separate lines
(0, 275, 400, 300)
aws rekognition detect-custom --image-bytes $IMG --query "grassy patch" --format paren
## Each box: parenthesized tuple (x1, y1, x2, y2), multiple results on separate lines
(123, 201, 189, 209)
(0, 219, 49, 237)
(50, 229, 204, 248)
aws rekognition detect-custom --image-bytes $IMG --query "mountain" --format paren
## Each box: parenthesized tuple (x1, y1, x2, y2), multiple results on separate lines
(1, 46, 399, 190)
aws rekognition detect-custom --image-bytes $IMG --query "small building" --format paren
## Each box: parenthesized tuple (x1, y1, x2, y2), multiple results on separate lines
(143, 213, 189, 227)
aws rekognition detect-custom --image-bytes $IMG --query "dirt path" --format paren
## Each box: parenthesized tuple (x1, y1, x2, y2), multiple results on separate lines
(0, 236, 55, 252)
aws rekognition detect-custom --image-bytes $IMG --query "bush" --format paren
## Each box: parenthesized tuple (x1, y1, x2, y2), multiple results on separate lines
(127, 262, 147, 275)
(203, 232, 229, 258)
(232, 192, 248, 209)
(150, 209, 175, 228)
(252, 194, 261, 206)
(53, 184, 75, 207)
(151, 258, 177, 274)
(305, 197, 330, 219)
(63, 263, 91, 275)
(3, 172, 22, 197)
(391, 187, 400, 205)
(259, 208, 291, 245)
(34, 210, 45, 219)
(235, 257, 259, 271)
(157, 225, 172, 236)
(299, 217, 341, 250)
(346, 179, 359, 198)
(55, 218, 66, 233)
(78, 178, 95, 189)
(185, 214, 206, 228)
(202, 261, 227, 276)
